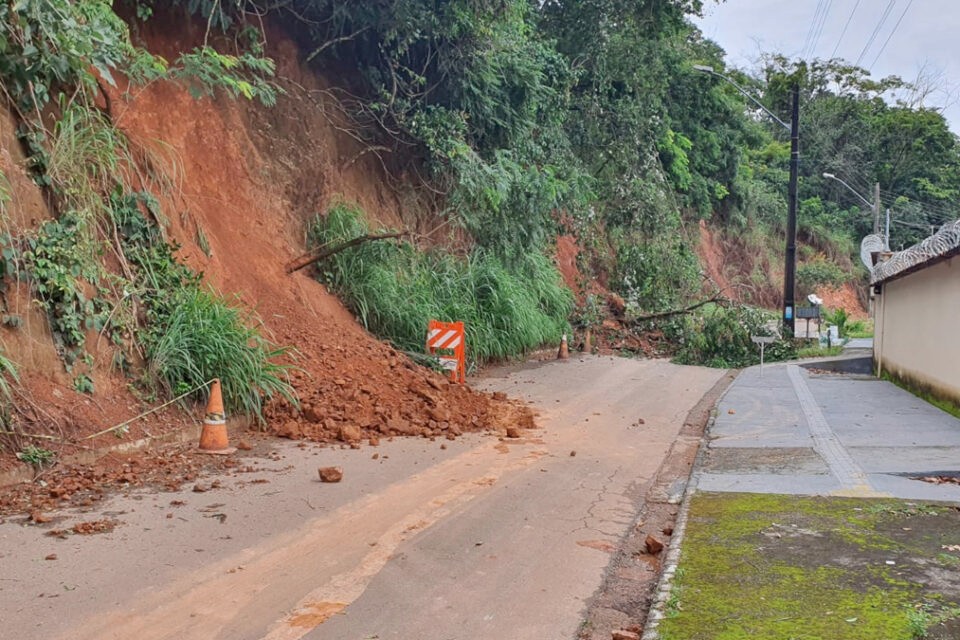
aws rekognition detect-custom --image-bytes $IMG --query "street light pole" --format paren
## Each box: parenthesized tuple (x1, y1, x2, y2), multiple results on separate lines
(822, 172, 881, 235)
(693, 65, 799, 334)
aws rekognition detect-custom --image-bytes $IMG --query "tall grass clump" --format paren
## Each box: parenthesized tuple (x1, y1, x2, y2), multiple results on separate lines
(311, 202, 572, 365)
(144, 287, 294, 418)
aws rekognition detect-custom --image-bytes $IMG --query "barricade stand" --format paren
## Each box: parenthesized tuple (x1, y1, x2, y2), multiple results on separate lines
(426, 320, 466, 384)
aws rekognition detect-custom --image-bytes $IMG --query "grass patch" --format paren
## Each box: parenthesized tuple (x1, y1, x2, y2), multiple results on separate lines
(845, 318, 874, 339)
(796, 345, 845, 359)
(658, 493, 960, 640)
(310, 202, 572, 366)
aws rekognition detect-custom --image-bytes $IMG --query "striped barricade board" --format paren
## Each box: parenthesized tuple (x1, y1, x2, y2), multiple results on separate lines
(426, 320, 466, 384)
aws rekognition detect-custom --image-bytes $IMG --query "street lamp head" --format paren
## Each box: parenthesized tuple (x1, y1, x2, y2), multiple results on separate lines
(822, 172, 835, 179)
(692, 64, 715, 74)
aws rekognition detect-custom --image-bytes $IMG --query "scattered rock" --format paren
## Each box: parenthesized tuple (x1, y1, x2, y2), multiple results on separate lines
(368, 436, 380, 447)
(570, 450, 577, 457)
(607, 293, 627, 316)
(492, 391, 508, 401)
(662, 526, 674, 536)
(318, 467, 344, 483)
(29, 511, 52, 524)
(192, 483, 208, 493)
(338, 424, 362, 443)
(645, 534, 664, 555)
(276, 420, 302, 439)
(612, 630, 640, 640)
(45, 553, 57, 561)
(505, 427, 522, 439)
(637, 418, 645, 425)
(387, 417, 417, 436)
(236, 440, 253, 451)
(727, 409, 736, 415)
(371, 453, 379, 460)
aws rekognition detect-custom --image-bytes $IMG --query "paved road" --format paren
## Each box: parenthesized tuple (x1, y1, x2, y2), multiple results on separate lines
(699, 358, 960, 501)
(1, 356, 723, 640)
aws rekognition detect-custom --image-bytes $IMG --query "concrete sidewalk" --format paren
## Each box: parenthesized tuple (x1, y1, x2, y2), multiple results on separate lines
(698, 358, 960, 502)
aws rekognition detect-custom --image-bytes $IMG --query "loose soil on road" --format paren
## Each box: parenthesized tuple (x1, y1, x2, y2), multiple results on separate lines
(659, 492, 960, 640)
(1, 355, 725, 640)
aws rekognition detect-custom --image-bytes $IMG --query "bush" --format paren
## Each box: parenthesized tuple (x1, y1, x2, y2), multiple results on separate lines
(311, 203, 572, 365)
(670, 304, 796, 368)
(797, 258, 848, 295)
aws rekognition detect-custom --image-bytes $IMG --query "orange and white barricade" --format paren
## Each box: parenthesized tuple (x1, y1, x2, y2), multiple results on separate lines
(426, 320, 466, 384)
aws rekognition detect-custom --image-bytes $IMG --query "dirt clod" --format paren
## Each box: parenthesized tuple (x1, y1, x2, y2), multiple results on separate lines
(645, 534, 664, 556)
(505, 427, 522, 439)
(318, 467, 343, 483)
(45, 553, 57, 561)
(612, 631, 640, 640)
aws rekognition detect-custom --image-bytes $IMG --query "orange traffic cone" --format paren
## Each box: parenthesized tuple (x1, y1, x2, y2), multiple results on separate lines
(198, 379, 235, 455)
(557, 333, 569, 360)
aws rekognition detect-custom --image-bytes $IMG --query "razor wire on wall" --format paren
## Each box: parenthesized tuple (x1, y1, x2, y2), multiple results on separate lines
(871, 220, 960, 284)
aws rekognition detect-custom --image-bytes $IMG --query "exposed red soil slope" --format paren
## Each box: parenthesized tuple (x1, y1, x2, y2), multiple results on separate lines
(0, 14, 532, 484)
(696, 220, 867, 318)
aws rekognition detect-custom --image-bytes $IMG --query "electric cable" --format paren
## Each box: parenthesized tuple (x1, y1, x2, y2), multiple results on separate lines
(802, 0, 828, 59)
(830, 0, 861, 59)
(869, 0, 915, 69)
(808, 0, 834, 59)
(855, 0, 896, 67)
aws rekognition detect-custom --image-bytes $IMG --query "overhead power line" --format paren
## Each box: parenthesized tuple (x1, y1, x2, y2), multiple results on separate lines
(830, 0, 861, 59)
(855, 0, 897, 67)
(869, 0, 915, 69)
(807, 0, 834, 59)
(802, 0, 828, 59)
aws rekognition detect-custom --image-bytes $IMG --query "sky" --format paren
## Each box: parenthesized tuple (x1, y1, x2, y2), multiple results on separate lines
(693, 0, 960, 134)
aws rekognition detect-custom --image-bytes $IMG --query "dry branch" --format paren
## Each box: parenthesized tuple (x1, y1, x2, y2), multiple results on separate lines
(285, 232, 409, 274)
(630, 294, 727, 323)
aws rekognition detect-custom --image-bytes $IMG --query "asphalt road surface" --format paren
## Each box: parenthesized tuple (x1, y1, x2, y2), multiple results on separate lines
(2, 355, 723, 640)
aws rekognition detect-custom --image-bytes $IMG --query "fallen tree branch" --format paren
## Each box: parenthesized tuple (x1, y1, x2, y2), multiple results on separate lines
(285, 232, 409, 274)
(630, 294, 726, 323)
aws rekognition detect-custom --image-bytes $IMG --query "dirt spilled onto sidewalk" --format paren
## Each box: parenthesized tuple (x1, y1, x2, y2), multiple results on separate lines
(659, 493, 960, 640)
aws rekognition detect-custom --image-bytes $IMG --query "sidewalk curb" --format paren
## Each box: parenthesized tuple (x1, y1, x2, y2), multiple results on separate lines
(640, 371, 739, 640)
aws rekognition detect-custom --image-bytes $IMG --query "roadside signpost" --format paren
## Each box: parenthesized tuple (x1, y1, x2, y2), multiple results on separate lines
(751, 335, 776, 377)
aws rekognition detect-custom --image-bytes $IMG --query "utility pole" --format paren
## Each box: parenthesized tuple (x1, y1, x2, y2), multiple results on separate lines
(873, 182, 881, 234)
(692, 65, 799, 334)
(783, 84, 800, 336)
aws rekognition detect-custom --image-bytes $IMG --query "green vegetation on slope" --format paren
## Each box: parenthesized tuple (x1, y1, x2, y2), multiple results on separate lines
(311, 203, 572, 366)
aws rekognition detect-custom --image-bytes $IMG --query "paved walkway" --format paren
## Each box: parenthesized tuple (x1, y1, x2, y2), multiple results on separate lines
(698, 358, 960, 501)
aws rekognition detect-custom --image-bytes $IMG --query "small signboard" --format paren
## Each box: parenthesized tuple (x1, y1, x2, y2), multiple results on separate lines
(751, 335, 776, 376)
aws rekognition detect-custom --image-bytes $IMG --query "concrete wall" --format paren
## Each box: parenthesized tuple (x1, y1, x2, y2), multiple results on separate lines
(874, 254, 960, 403)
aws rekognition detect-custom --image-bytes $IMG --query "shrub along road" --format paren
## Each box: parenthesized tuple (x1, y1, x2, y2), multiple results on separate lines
(1, 355, 724, 640)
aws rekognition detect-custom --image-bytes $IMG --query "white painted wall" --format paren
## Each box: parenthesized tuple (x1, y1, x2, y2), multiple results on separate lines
(874, 254, 960, 401)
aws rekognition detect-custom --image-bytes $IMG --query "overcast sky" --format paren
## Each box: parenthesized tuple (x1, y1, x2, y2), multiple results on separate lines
(693, 0, 960, 134)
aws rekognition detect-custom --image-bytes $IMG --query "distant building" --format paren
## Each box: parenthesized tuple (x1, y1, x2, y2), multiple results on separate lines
(871, 221, 960, 405)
